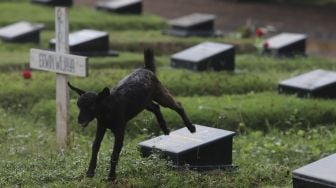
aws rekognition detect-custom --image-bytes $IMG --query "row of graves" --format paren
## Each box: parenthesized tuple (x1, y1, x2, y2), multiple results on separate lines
(32, 0, 142, 14)
(0, 1, 335, 187)
(0, 21, 118, 56)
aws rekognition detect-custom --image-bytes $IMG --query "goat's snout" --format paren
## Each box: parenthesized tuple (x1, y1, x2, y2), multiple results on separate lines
(78, 120, 89, 128)
(78, 115, 91, 128)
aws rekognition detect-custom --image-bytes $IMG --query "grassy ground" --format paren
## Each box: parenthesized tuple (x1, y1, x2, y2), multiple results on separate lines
(1, 110, 335, 187)
(1, 1, 336, 187)
(0, 2, 165, 30)
(243, 0, 336, 6)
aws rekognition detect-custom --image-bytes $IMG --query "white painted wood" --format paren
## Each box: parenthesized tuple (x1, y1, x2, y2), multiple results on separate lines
(30, 49, 88, 77)
(29, 7, 89, 149)
(55, 7, 70, 149)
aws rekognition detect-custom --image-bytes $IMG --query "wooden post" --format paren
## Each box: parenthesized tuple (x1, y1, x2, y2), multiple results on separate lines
(55, 7, 70, 149)
(30, 7, 88, 150)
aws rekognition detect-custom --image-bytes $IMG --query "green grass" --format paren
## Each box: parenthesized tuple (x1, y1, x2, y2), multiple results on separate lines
(27, 92, 336, 135)
(1, 109, 335, 187)
(0, 67, 281, 112)
(1, 1, 336, 187)
(108, 30, 255, 54)
(0, 1, 255, 55)
(0, 2, 165, 31)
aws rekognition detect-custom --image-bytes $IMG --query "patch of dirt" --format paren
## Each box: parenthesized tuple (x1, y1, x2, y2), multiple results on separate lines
(75, 0, 336, 57)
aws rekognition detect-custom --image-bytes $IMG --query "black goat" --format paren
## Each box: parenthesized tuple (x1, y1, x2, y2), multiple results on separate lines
(68, 49, 196, 181)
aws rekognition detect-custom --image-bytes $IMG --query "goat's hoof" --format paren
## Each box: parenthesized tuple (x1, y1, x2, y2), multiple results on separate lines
(106, 175, 116, 182)
(86, 172, 95, 178)
(164, 129, 170, 135)
(188, 125, 196, 133)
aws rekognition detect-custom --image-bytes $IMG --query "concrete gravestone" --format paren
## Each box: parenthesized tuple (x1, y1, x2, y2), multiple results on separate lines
(263, 32, 307, 57)
(164, 13, 220, 37)
(139, 124, 236, 169)
(278, 69, 336, 98)
(31, 0, 73, 7)
(0, 21, 44, 44)
(293, 153, 336, 188)
(49, 29, 117, 56)
(96, 0, 142, 14)
(171, 42, 235, 71)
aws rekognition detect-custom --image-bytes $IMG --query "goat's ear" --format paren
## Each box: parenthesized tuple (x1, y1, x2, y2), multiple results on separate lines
(68, 82, 85, 96)
(97, 87, 110, 101)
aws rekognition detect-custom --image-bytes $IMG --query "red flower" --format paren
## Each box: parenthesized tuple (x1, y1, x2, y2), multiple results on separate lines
(22, 69, 32, 79)
(263, 41, 269, 49)
(256, 28, 264, 37)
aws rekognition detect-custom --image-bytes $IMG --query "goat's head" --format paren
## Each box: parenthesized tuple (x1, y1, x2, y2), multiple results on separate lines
(68, 82, 110, 128)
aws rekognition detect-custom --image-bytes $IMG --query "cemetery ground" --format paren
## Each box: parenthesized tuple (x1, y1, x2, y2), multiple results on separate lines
(1, 1, 336, 187)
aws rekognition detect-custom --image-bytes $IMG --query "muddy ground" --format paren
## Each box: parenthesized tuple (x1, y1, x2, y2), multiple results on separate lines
(76, 0, 336, 57)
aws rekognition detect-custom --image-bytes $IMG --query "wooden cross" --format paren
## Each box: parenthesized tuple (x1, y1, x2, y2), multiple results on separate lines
(30, 7, 88, 149)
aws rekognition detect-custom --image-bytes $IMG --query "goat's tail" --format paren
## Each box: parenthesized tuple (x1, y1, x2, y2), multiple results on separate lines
(144, 48, 156, 73)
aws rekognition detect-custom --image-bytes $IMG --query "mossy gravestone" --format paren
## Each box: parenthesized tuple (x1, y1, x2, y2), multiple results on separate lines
(0, 21, 44, 44)
(49, 29, 118, 56)
(96, 0, 142, 14)
(278, 69, 336, 98)
(263, 32, 307, 57)
(171, 42, 235, 71)
(293, 153, 336, 188)
(139, 124, 236, 170)
(163, 13, 220, 37)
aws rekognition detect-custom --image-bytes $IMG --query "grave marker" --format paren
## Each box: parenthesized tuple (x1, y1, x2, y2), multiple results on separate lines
(263, 32, 307, 57)
(30, 49, 88, 77)
(96, 0, 142, 14)
(293, 153, 336, 188)
(163, 13, 220, 37)
(139, 124, 236, 169)
(0, 21, 44, 44)
(30, 7, 88, 149)
(49, 29, 118, 56)
(171, 42, 235, 71)
(31, 0, 73, 7)
(278, 69, 336, 98)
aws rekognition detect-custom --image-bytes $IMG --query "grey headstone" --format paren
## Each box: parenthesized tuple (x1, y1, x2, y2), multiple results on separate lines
(96, 0, 142, 14)
(293, 153, 336, 188)
(0, 21, 44, 44)
(264, 32, 307, 57)
(164, 13, 220, 37)
(139, 124, 236, 169)
(31, 0, 73, 6)
(50, 29, 117, 56)
(171, 42, 235, 71)
(278, 69, 336, 98)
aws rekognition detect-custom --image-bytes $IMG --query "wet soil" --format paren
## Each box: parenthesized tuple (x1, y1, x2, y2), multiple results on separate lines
(76, 0, 336, 57)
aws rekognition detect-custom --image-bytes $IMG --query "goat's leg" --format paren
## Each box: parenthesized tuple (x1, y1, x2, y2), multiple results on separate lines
(108, 130, 125, 181)
(87, 126, 106, 177)
(146, 102, 170, 135)
(154, 86, 196, 133)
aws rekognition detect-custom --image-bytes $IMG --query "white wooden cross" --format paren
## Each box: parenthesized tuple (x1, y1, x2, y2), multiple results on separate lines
(30, 7, 88, 149)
